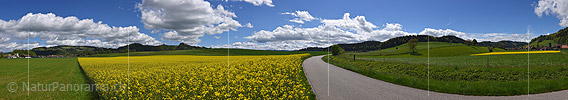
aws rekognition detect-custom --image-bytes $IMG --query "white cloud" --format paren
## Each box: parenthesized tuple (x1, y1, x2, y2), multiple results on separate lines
(383, 23, 403, 31)
(139, 0, 244, 44)
(535, 0, 568, 27)
(0, 13, 161, 52)
(214, 36, 221, 39)
(239, 13, 415, 50)
(322, 13, 377, 32)
(212, 41, 314, 50)
(418, 28, 467, 38)
(0, 42, 42, 53)
(281, 11, 317, 24)
(245, 23, 253, 28)
(233, 12, 531, 50)
(471, 33, 532, 42)
(162, 31, 202, 45)
(228, 0, 274, 7)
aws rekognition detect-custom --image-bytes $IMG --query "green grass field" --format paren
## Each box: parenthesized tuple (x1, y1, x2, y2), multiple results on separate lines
(326, 42, 568, 96)
(354, 42, 467, 55)
(89, 49, 327, 57)
(0, 58, 94, 99)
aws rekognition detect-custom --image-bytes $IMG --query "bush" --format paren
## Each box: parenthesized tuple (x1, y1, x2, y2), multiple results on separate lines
(331, 45, 344, 56)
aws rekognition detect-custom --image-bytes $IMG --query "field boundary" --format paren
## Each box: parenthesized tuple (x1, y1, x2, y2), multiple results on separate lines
(76, 60, 100, 99)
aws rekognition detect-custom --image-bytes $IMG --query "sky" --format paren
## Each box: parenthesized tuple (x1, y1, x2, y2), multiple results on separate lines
(0, 0, 567, 52)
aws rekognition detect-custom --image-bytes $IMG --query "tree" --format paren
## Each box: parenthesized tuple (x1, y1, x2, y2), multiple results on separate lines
(11, 50, 37, 56)
(472, 39, 478, 46)
(408, 38, 418, 54)
(465, 39, 473, 46)
(488, 47, 494, 52)
(330, 45, 344, 56)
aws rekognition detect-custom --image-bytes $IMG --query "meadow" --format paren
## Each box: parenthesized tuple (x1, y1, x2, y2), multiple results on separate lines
(0, 58, 93, 99)
(327, 42, 568, 96)
(78, 54, 315, 99)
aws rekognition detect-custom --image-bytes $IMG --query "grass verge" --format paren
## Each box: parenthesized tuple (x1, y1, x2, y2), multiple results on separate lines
(322, 55, 568, 96)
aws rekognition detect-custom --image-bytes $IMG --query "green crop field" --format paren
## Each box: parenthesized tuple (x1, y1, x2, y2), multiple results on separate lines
(0, 58, 94, 99)
(354, 42, 464, 55)
(327, 42, 568, 96)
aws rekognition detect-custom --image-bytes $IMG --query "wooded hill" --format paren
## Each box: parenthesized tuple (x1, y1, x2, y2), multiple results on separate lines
(298, 35, 528, 52)
(530, 27, 568, 47)
(28, 43, 205, 56)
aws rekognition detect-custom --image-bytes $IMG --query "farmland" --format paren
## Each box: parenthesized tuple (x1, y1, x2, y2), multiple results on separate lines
(326, 42, 568, 95)
(0, 58, 93, 99)
(78, 54, 315, 99)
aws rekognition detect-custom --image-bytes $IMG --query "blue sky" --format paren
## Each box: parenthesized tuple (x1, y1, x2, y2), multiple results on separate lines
(0, 0, 566, 52)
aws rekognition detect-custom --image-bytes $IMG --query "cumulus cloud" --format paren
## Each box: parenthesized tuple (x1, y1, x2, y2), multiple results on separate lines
(471, 33, 532, 42)
(0, 13, 161, 52)
(535, 0, 568, 27)
(215, 12, 531, 50)
(227, 0, 274, 7)
(0, 42, 42, 53)
(281, 11, 317, 24)
(139, 0, 244, 45)
(237, 13, 415, 50)
(245, 23, 253, 28)
(212, 41, 317, 50)
(214, 36, 221, 39)
(322, 13, 377, 32)
(418, 28, 467, 38)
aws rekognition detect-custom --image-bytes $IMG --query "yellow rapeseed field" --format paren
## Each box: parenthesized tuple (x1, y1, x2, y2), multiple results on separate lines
(470, 51, 560, 56)
(78, 54, 313, 99)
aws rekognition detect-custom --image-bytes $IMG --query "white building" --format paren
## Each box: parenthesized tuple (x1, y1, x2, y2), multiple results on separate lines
(7, 53, 19, 58)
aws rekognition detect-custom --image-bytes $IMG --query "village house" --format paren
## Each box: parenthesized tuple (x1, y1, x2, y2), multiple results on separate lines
(525, 44, 568, 51)
(6, 53, 19, 58)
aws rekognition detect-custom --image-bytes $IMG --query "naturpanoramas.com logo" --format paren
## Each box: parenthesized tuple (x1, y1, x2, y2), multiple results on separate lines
(7, 82, 127, 92)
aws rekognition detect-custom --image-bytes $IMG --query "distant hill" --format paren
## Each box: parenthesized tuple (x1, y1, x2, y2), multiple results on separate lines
(297, 47, 327, 51)
(29, 43, 205, 56)
(530, 27, 568, 47)
(355, 41, 506, 56)
(339, 41, 382, 52)
(89, 48, 327, 57)
(116, 43, 205, 52)
(477, 41, 528, 49)
(298, 35, 468, 52)
(32, 45, 112, 56)
(299, 41, 382, 52)
(378, 35, 466, 50)
(298, 35, 528, 52)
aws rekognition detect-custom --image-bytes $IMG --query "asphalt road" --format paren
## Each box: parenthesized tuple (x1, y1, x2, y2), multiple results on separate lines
(302, 55, 568, 100)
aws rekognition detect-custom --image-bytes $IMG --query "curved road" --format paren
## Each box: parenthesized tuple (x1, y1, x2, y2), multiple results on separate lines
(302, 55, 568, 100)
